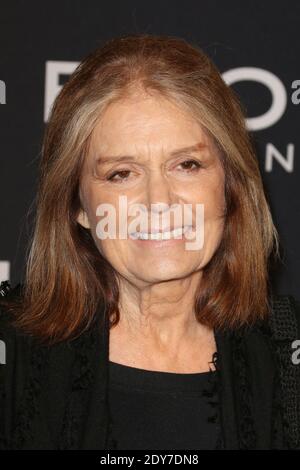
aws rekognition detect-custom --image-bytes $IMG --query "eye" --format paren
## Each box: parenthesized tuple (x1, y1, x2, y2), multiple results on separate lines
(107, 170, 131, 182)
(177, 159, 202, 171)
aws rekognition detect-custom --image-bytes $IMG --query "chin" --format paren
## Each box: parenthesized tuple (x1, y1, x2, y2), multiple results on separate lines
(134, 266, 194, 283)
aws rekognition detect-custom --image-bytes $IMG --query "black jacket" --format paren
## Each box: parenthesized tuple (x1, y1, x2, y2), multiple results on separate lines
(1, 281, 300, 450)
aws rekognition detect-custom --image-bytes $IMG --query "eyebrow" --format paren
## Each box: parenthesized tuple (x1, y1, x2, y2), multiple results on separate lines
(95, 142, 208, 165)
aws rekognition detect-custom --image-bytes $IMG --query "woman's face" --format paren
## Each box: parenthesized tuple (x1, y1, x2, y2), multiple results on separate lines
(77, 91, 225, 288)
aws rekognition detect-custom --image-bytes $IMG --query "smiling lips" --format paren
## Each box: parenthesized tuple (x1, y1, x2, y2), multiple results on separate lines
(129, 225, 192, 240)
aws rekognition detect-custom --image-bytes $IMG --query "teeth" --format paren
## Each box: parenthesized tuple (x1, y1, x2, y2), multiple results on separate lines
(131, 226, 191, 240)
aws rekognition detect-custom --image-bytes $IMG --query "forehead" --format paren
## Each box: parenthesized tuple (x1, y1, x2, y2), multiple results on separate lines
(88, 93, 212, 159)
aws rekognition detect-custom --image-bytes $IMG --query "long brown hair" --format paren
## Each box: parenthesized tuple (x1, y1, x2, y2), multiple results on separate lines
(0, 34, 280, 344)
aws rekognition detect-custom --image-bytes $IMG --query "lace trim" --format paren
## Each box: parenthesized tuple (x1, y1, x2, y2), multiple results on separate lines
(10, 342, 49, 449)
(268, 296, 300, 448)
(232, 329, 257, 449)
(203, 351, 224, 449)
(58, 323, 97, 450)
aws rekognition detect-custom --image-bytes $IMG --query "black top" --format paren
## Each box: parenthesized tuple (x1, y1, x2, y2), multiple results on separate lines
(107, 359, 221, 450)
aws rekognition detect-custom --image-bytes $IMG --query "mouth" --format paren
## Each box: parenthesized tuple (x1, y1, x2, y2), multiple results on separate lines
(129, 225, 192, 241)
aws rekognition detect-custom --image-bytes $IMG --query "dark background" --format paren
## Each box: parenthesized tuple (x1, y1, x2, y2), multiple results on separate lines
(0, 0, 299, 299)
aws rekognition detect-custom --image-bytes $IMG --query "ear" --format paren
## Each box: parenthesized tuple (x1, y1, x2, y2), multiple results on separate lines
(77, 208, 91, 229)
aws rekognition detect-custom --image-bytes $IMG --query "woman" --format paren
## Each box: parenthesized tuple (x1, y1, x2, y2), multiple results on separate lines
(0, 34, 300, 450)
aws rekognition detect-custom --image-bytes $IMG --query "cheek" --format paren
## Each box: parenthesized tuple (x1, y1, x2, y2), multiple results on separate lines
(190, 179, 225, 221)
(84, 187, 118, 231)
(95, 238, 132, 273)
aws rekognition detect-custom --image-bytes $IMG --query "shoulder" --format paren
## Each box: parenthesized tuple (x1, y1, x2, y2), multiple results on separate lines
(267, 294, 300, 341)
(0, 282, 36, 448)
(240, 293, 300, 342)
(242, 294, 300, 356)
(0, 282, 33, 377)
(217, 293, 300, 378)
(0, 280, 82, 378)
(238, 293, 300, 402)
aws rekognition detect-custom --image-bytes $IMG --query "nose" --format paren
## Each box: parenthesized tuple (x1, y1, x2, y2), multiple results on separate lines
(144, 171, 174, 214)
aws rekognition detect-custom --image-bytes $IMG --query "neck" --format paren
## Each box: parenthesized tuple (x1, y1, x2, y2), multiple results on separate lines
(115, 270, 210, 350)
